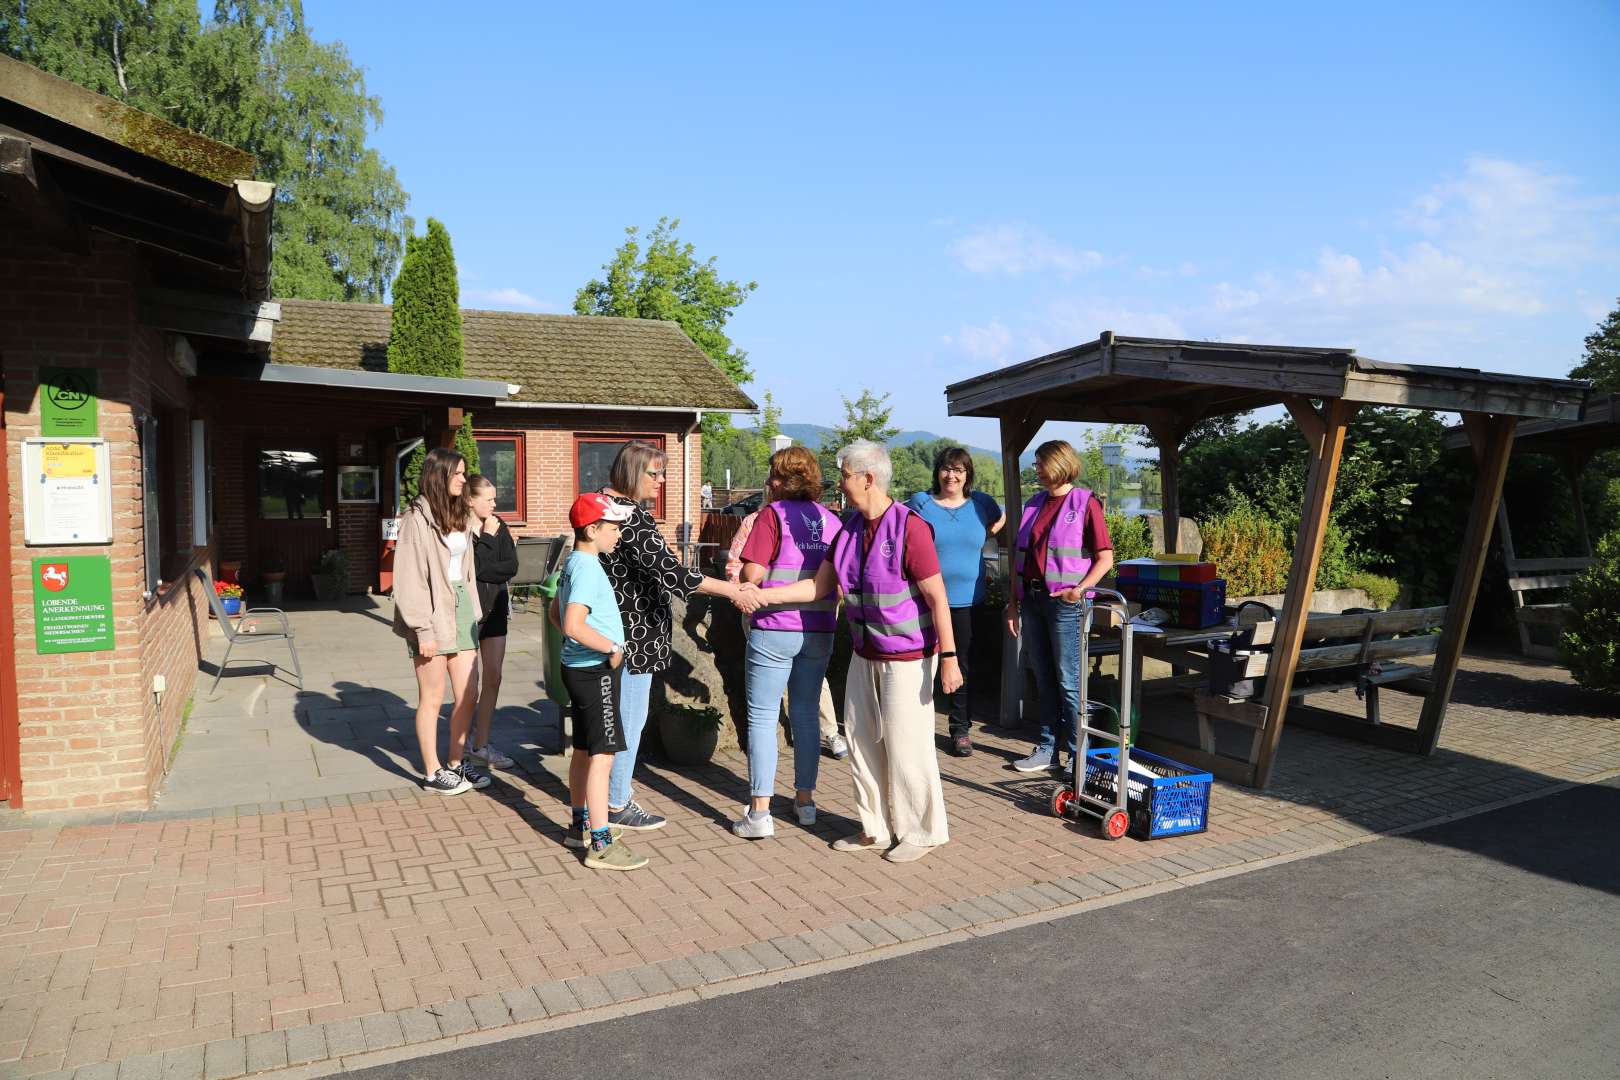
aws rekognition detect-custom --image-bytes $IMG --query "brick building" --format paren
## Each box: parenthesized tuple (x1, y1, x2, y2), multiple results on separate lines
(265, 298, 757, 590)
(0, 59, 504, 810)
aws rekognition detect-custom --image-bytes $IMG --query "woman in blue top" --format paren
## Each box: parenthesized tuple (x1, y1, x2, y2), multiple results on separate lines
(906, 447, 1005, 756)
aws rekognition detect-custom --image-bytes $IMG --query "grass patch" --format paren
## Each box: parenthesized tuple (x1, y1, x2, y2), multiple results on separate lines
(167, 694, 195, 771)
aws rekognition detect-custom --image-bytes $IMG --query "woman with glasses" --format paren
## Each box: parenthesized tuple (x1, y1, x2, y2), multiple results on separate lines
(597, 440, 745, 831)
(905, 447, 1005, 756)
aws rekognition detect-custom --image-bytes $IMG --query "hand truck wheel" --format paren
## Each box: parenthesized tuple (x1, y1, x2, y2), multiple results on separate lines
(1050, 786, 1075, 819)
(1102, 807, 1130, 840)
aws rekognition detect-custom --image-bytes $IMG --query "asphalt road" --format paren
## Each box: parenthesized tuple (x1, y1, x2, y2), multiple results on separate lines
(355, 777, 1620, 1080)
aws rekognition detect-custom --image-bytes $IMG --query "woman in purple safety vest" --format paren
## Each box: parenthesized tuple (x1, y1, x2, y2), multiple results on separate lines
(1004, 440, 1114, 775)
(739, 440, 960, 864)
(732, 447, 844, 840)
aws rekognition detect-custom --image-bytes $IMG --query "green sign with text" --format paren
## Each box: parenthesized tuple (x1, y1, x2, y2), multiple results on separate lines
(33, 556, 116, 654)
(40, 367, 98, 437)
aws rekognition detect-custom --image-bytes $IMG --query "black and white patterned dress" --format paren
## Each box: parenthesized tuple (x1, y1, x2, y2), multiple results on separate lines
(598, 491, 705, 675)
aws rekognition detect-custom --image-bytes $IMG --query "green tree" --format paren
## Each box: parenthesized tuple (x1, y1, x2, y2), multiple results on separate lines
(1570, 298, 1620, 391)
(389, 219, 476, 499)
(575, 217, 756, 439)
(820, 390, 900, 482)
(750, 391, 782, 474)
(2, 0, 411, 302)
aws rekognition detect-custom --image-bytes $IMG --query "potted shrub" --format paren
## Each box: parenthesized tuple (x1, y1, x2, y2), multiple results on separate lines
(213, 579, 244, 617)
(261, 556, 287, 605)
(311, 548, 349, 602)
(657, 702, 722, 766)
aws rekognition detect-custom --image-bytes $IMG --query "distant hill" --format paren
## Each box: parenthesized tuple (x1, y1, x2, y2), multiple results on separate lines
(761, 423, 1003, 460)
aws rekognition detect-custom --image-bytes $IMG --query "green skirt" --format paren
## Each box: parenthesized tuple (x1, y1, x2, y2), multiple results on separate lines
(407, 581, 479, 657)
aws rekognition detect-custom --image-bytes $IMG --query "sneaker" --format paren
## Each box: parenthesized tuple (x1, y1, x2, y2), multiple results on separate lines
(823, 734, 850, 760)
(831, 833, 884, 853)
(564, 824, 622, 849)
(731, 809, 775, 839)
(423, 768, 471, 795)
(467, 744, 515, 769)
(451, 762, 492, 790)
(1012, 749, 1054, 773)
(607, 800, 666, 831)
(795, 801, 817, 827)
(884, 841, 933, 864)
(951, 736, 973, 758)
(584, 837, 648, 872)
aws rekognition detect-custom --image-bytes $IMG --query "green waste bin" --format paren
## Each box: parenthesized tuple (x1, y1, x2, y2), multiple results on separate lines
(540, 570, 569, 709)
(1087, 672, 1140, 747)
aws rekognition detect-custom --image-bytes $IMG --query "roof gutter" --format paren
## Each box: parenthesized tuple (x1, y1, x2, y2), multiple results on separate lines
(232, 179, 275, 303)
(493, 400, 757, 414)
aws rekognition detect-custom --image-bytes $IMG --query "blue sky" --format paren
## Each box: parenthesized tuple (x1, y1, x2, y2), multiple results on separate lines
(305, 1, 1620, 447)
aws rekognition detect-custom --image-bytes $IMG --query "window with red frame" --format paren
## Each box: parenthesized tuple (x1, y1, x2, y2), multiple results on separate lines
(474, 432, 525, 520)
(575, 435, 665, 518)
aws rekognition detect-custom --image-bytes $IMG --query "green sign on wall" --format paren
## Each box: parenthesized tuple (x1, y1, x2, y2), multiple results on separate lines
(32, 556, 116, 654)
(40, 367, 98, 437)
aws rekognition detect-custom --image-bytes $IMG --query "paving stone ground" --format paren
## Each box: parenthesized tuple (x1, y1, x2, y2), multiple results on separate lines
(1, 605, 1617, 1080)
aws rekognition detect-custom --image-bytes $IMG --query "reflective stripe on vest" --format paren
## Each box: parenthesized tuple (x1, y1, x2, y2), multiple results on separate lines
(1012, 488, 1094, 600)
(752, 500, 842, 633)
(830, 501, 938, 655)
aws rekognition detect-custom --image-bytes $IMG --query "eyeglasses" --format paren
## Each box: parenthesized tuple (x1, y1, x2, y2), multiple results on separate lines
(645, 468, 666, 479)
(939, 466, 968, 475)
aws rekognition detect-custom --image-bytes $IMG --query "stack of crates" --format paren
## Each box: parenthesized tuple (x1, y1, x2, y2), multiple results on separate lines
(1115, 557, 1226, 628)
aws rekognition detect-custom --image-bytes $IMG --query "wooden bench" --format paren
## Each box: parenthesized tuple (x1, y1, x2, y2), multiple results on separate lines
(1189, 606, 1447, 761)
(1495, 481, 1595, 660)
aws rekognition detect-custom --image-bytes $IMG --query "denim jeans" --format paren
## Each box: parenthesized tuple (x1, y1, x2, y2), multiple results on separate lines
(1020, 585, 1082, 757)
(608, 670, 654, 809)
(745, 629, 834, 797)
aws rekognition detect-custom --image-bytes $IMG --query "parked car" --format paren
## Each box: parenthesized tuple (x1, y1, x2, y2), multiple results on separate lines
(718, 491, 763, 516)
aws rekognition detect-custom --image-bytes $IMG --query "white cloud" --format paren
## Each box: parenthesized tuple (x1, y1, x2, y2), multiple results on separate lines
(948, 224, 1104, 276)
(952, 319, 1014, 364)
(1408, 156, 1620, 269)
(462, 286, 551, 311)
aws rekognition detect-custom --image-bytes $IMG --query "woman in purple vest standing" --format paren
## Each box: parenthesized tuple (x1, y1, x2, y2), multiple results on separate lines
(732, 447, 843, 839)
(1005, 440, 1114, 774)
(741, 440, 960, 863)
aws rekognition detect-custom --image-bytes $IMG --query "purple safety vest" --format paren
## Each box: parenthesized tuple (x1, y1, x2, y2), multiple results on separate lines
(1012, 488, 1094, 600)
(830, 501, 938, 656)
(752, 500, 842, 633)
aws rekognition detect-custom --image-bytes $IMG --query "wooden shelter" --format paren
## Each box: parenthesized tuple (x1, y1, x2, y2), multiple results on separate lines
(947, 333, 1589, 788)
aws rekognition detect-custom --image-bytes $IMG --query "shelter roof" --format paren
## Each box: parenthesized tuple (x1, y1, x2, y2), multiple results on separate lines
(947, 332, 1588, 425)
(0, 55, 272, 301)
(1443, 392, 1620, 456)
(270, 298, 757, 412)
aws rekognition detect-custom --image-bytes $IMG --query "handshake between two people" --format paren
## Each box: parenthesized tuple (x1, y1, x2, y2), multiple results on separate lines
(728, 580, 765, 617)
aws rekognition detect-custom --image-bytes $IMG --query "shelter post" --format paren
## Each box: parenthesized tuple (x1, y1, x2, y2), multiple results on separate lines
(1252, 396, 1357, 787)
(1416, 412, 1517, 754)
(1144, 418, 1188, 555)
(998, 408, 1042, 726)
(1564, 447, 1594, 556)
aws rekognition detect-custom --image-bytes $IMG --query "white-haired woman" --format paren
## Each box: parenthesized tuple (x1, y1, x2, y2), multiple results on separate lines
(599, 440, 745, 831)
(740, 440, 959, 863)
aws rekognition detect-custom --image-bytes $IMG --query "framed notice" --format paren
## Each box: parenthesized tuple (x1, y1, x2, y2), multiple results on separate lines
(23, 438, 113, 545)
(338, 465, 379, 504)
(33, 555, 116, 654)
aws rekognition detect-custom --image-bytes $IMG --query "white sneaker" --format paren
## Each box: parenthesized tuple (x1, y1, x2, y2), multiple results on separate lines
(731, 809, 775, 839)
(467, 744, 515, 769)
(824, 734, 850, 760)
(795, 802, 817, 826)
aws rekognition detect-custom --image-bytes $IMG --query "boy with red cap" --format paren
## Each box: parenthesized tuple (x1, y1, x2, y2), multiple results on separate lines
(552, 493, 645, 871)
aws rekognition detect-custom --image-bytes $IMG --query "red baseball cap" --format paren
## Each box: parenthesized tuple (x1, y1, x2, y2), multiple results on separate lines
(569, 492, 633, 529)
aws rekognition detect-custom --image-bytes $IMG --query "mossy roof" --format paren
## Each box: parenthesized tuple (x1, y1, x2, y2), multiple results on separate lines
(271, 298, 758, 411)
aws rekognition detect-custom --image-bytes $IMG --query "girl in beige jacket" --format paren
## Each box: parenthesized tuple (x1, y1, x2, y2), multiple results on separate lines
(393, 447, 486, 795)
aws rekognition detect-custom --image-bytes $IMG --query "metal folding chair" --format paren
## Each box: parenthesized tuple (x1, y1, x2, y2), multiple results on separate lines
(196, 568, 303, 692)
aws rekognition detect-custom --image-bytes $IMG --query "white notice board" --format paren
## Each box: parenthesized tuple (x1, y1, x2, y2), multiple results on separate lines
(23, 437, 114, 545)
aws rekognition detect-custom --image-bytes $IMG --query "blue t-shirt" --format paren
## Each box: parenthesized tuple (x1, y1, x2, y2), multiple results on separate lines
(906, 491, 1002, 607)
(558, 551, 625, 668)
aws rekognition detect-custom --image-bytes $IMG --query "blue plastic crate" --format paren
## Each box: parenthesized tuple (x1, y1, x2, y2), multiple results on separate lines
(1117, 578, 1226, 628)
(1081, 747, 1213, 839)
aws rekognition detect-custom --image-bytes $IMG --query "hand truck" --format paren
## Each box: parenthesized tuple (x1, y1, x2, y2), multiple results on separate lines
(1050, 588, 1135, 841)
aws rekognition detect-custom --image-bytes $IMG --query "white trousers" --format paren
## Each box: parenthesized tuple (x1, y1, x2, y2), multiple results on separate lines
(843, 653, 950, 848)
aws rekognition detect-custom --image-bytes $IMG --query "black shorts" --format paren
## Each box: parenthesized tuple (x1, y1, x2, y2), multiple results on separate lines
(479, 588, 510, 640)
(560, 662, 627, 755)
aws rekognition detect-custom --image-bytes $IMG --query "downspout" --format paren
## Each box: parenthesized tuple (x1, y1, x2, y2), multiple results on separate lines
(683, 410, 703, 552)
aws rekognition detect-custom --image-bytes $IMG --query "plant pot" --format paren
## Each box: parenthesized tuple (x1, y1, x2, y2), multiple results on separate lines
(311, 573, 345, 602)
(657, 713, 719, 766)
(220, 596, 243, 616)
(263, 576, 285, 605)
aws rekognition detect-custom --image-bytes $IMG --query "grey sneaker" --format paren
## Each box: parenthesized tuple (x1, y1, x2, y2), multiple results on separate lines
(1012, 749, 1054, 773)
(584, 837, 648, 872)
(467, 744, 515, 769)
(795, 801, 817, 826)
(823, 734, 850, 760)
(423, 768, 471, 795)
(451, 762, 492, 790)
(608, 800, 666, 831)
(731, 809, 775, 839)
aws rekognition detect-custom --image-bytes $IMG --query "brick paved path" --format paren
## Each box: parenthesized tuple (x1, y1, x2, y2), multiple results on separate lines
(2, 652, 1617, 1080)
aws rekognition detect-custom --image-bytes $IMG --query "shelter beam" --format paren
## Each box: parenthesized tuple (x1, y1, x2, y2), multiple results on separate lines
(1416, 412, 1517, 753)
